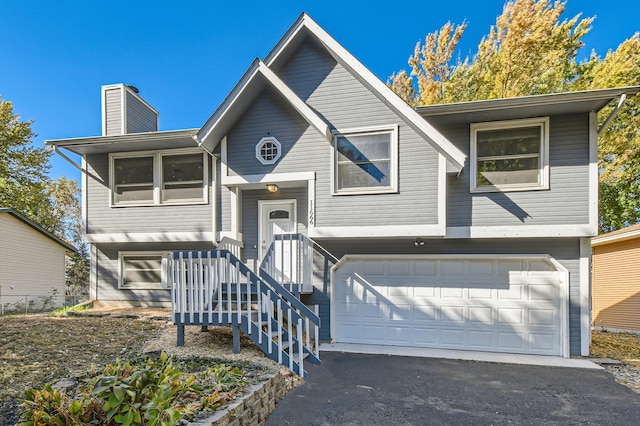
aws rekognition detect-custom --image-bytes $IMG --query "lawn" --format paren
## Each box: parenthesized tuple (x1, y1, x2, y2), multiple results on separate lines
(590, 330, 640, 361)
(0, 314, 264, 425)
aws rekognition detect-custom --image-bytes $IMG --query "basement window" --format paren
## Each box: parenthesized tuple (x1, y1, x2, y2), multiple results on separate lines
(118, 252, 168, 289)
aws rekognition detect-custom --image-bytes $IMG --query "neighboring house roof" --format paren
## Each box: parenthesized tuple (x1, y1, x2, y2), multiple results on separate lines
(592, 223, 640, 247)
(0, 208, 77, 253)
(45, 129, 200, 155)
(196, 12, 467, 172)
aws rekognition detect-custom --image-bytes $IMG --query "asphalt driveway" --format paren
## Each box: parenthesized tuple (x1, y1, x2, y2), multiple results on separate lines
(265, 352, 640, 425)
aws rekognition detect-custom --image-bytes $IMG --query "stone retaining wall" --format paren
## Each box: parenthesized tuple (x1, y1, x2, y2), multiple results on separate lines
(189, 370, 298, 425)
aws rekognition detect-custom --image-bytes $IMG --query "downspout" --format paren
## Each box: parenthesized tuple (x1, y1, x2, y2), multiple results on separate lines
(51, 145, 104, 183)
(598, 94, 627, 135)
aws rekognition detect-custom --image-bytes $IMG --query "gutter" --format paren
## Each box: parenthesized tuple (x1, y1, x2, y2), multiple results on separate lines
(598, 93, 627, 135)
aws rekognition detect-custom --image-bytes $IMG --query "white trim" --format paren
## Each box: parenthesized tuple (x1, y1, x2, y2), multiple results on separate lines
(470, 117, 550, 193)
(330, 254, 570, 358)
(255, 136, 282, 165)
(220, 136, 229, 178)
(331, 125, 399, 195)
(109, 148, 208, 207)
(588, 111, 599, 231)
(257, 62, 332, 141)
(229, 187, 241, 239)
(222, 171, 315, 187)
(445, 225, 597, 239)
(90, 244, 98, 300)
(263, 14, 466, 171)
(101, 87, 107, 136)
(580, 237, 592, 356)
(82, 156, 88, 235)
(309, 224, 445, 238)
(258, 199, 298, 261)
(84, 232, 214, 243)
(592, 228, 640, 246)
(197, 60, 331, 150)
(121, 85, 127, 135)
(438, 154, 447, 228)
(211, 156, 218, 244)
(118, 251, 169, 290)
(308, 178, 316, 228)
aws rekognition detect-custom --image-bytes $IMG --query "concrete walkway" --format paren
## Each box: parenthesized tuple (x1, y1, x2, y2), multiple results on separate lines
(321, 343, 602, 369)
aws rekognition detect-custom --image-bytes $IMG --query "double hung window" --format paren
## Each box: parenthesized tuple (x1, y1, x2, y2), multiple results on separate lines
(470, 118, 549, 192)
(333, 126, 398, 194)
(110, 149, 207, 206)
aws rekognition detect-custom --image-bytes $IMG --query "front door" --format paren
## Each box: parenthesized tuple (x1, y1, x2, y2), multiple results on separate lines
(259, 200, 297, 283)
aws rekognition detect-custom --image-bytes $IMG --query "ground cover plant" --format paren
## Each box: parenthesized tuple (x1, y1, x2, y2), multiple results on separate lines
(0, 314, 260, 426)
(591, 330, 640, 361)
(18, 352, 247, 425)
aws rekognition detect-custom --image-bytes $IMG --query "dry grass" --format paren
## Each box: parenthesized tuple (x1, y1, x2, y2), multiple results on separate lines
(0, 315, 164, 425)
(591, 330, 640, 361)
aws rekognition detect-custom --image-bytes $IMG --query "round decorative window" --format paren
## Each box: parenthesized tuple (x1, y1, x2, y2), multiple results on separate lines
(255, 136, 282, 165)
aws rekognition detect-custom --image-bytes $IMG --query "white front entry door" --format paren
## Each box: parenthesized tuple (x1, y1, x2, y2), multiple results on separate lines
(259, 200, 297, 282)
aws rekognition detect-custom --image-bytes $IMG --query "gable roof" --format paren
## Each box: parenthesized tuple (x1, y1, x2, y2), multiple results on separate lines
(196, 58, 331, 151)
(196, 13, 466, 172)
(0, 208, 77, 253)
(592, 223, 640, 247)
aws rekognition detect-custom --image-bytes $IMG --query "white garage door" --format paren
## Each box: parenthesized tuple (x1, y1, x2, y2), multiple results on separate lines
(333, 256, 566, 356)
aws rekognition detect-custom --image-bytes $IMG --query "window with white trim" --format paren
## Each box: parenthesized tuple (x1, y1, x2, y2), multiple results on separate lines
(110, 149, 208, 206)
(255, 137, 281, 165)
(333, 126, 398, 194)
(118, 252, 168, 289)
(470, 117, 549, 192)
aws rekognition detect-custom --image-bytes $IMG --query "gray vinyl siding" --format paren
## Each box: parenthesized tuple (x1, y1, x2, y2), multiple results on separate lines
(104, 87, 122, 136)
(240, 187, 308, 262)
(225, 37, 440, 228)
(312, 237, 582, 354)
(126, 91, 158, 134)
(430, 113, 590, 227)
(94, 242, 214, 303)
(85, 153, 213, 235)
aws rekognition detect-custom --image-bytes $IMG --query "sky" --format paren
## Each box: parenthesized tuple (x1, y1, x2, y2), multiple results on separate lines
(1, 0, 637, 184)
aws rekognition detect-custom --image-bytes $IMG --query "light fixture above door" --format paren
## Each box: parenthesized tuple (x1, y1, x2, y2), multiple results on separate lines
(267, 184, 279, 193)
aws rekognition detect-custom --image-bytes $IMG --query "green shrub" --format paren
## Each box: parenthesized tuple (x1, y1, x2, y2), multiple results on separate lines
(18, 352, 247, 426)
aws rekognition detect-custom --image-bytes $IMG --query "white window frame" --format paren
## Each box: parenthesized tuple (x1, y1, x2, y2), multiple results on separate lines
(118, 251, 169, 290)
(332, 125, 399, 195)
(110, 148, 209, 207)
(470, 117, 550, 193)
(255, 136, 282, 165)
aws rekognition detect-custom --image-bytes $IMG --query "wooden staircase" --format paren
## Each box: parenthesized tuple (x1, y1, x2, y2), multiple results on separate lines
(170, 249, 320, 377)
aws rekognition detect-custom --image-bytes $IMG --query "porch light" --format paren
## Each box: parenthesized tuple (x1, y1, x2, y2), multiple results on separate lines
(267, 184, 279, 193)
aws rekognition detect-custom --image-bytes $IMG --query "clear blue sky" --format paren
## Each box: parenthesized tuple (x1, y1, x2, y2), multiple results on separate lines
(1, 0, 637, 183)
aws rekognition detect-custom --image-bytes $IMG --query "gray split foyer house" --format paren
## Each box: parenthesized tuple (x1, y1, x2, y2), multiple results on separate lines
(47, 13, 639, 369)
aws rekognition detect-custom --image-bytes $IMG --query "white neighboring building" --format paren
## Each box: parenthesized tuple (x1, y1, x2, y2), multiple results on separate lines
(0, 208, 76, 313)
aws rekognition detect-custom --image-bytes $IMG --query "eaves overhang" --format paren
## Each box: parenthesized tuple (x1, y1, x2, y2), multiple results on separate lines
(196, 59, 332, 153)
(417, 86, 640, 123)
(45, 129, 200, 155)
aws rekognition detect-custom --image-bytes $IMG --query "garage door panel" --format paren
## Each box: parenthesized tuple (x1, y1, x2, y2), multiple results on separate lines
(469, 307, 493, 324)
(441, 329, 465, 346)
(414, 305, 437, 321)
(469, 330, 495, 348)
(529, 308, 556, 326)
(497, 308, 524, 325)
(440, 306, 464, 323)
(335, 257, 563, 356)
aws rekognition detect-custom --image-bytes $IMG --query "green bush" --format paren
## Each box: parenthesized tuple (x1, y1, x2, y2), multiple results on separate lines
(18, 352, 247, 426)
